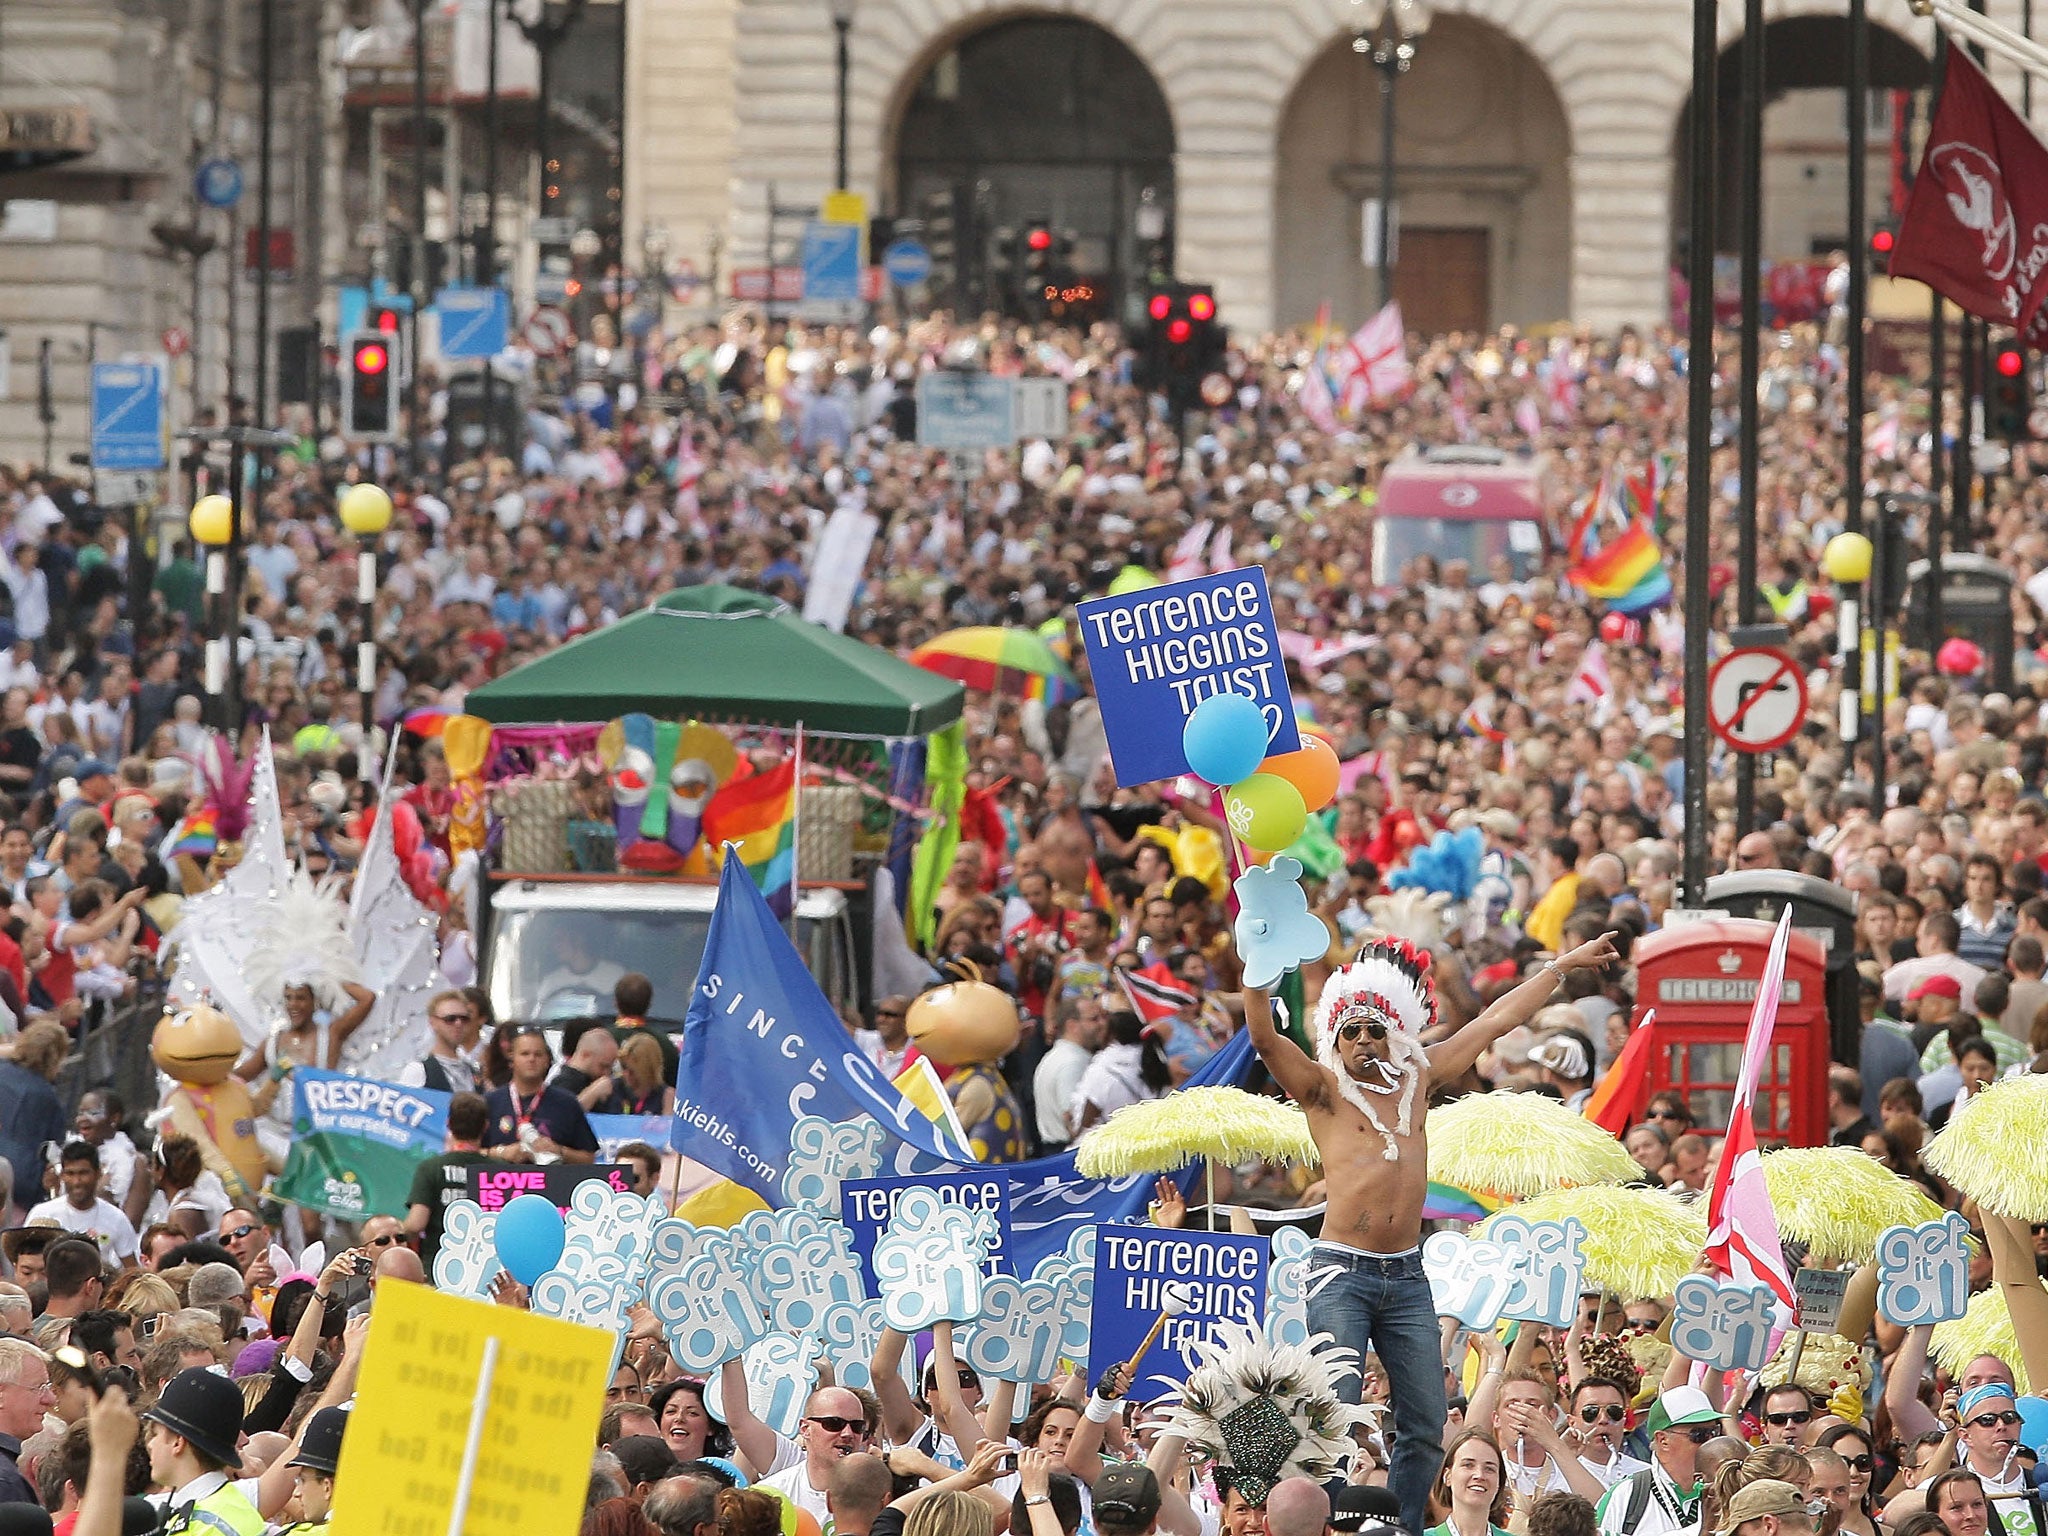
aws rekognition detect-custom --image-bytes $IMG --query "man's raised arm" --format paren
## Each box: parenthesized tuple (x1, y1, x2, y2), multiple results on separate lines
(1424, 932, 1620, 1085)
(1244, 986, 1327, 1108)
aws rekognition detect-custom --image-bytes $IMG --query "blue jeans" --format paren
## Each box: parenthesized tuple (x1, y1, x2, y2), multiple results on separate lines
(1305, 1245, 1447, 1536)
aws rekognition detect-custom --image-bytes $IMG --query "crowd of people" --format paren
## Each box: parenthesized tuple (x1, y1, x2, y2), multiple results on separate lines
(0, 294, 2037, 1536)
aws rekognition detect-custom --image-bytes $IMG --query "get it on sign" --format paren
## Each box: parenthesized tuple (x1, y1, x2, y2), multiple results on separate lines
(1076, 566, 1299, 786)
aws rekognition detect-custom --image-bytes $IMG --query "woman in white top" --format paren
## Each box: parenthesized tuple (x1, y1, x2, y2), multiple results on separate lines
(140, 1133, 233, 1239)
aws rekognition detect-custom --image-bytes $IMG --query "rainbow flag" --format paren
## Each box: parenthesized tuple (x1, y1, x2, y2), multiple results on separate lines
(704, 757, 797, 913)
(1572, 519, 1662, 599)
(166, 810, 218, 861)
(1423, 1179, 1504, 1223)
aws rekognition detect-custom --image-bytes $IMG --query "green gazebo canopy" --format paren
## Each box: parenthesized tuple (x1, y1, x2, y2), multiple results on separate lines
(464, 584, 964, 738)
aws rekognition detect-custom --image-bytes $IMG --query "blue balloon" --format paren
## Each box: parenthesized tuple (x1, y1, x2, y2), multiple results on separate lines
(2019, 1395, 2048, 1455)
(1182, 691, 1270, 786)
(493, 1192, 566, 1286)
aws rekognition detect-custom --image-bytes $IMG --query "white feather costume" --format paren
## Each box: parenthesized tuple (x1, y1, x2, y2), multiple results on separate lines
(1165, 1322, 1377, 1503)
(1310, 932, 1438, 1160)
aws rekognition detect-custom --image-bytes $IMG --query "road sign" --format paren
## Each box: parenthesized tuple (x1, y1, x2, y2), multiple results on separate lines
(93, 469, 157, 507)
(523, 306, 571, 357)
(1707, 645, 1808, 754)
(194, 157, 243, 208)
(89, 361, 166, 471)
(882, 239, 933, 287)
(801, 221, 862, 303)
(1013, 377, 1068, 441)
(916, 372, 1015, 450)
(161, 327, 189, 357)
(668, 259, 703, 301)
(434, 287, 510, 360)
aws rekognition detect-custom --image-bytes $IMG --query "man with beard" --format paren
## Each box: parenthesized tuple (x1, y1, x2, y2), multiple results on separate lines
(1245, 930, 1619, 1536)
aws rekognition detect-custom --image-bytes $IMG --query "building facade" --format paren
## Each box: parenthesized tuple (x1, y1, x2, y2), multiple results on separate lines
(631, 0, 2007, 336)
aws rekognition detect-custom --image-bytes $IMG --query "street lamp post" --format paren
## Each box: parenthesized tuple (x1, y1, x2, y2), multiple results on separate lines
(189, 493, 234, 731)
(1821, 529, 1874, 771)
(1352, 0, 1430, 311)
(338, 482, 395, 779)
(828, 0, 856, 191)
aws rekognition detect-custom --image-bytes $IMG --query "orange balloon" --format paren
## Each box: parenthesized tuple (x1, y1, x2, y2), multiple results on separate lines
(1260, 736, 1340, 811)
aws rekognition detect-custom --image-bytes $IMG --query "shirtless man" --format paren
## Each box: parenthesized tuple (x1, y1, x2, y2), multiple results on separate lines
(1245, 928, 1620, 1536)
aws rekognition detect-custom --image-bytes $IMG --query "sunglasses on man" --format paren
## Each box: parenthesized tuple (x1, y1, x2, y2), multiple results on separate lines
(1336, 1019, 1388, 1044)
(1578, 1405, 1628, 1425)
(807, 1415, 869, 1437)
(1968, 1411, 2023, 1429)
(1765, 1410, 1812, 1427)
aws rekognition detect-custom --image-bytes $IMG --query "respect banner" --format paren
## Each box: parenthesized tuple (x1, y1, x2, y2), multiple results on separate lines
(274, 1069, 450, 1219)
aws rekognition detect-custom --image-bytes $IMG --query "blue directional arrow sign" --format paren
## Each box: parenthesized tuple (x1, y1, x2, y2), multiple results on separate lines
(433, 286, 510, 360)
(90, 362, 166, 471)
(801, 221, 862, 303)
(194, 158, 243, 209)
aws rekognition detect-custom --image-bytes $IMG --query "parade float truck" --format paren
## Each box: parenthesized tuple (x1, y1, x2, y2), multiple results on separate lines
(462, 585, 966, 1031)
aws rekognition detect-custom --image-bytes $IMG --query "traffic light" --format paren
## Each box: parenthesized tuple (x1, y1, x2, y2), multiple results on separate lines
(1871, 225, 1897, 271)
(1989, 342, 2032, 441)
(922, 188, 957, 295)
(341, 329, 397, 441)
(1139, 282, 1227, 412)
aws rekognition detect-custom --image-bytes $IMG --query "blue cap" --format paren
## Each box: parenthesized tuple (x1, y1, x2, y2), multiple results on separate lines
(74, 759, 114, 779)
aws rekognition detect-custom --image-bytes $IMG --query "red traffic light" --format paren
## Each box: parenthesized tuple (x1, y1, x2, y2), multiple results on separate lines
(1027, 227, 1053, 251)
(1996, 347, 2026, 378)
(1188, 293, 1216, 321)
(1148, 294, 1172, 321)
(1871, 228, 1896, 255)
(372, 308, 401, 334)
(354, 343, 390, 376)
(1167, 319, 1192, 344)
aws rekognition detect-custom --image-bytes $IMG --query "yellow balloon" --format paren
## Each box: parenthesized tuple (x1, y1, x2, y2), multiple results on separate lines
(188, 494, 233, 547)
(338, 482, 394, 535)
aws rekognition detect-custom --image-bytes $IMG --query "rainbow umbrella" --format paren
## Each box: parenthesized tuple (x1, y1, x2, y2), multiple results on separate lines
(909, 627, 1079, 704)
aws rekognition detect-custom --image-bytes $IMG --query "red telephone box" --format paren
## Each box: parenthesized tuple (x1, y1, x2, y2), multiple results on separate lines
(1630, 919, 1831, 1147)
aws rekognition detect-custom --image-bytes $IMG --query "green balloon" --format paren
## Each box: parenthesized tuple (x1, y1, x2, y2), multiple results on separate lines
(1225, 772, 1307, 851)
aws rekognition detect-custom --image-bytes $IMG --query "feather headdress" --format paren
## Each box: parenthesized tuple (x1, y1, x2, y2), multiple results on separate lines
(242, 868, 360, 1014)
(1164, 1323, 1375, 1505)
(1310, 933, 1437, 1159)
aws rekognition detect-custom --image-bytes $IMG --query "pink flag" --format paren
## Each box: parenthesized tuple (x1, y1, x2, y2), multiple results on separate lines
(1703, 909, 1798, 1308)
(1168, 519, 1213, 581)
(1515, 396, 1544, 439)
(1567, 640, 1611, 706)
(1208, 522, 1234, 575)
(1334, 303, 1412, 414)
(1299, 353, 1341, 434)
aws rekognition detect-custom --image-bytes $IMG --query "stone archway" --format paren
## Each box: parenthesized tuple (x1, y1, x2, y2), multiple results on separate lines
(1274, 15, 1573, 333)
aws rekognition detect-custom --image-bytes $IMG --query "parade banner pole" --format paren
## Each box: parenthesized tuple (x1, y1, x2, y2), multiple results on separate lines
(445, 1336, 501, 1536)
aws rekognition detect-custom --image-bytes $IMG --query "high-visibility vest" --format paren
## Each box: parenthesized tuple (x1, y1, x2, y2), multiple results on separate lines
(1761, 580, 1808, 620)
(161, 1481, 266, 1536)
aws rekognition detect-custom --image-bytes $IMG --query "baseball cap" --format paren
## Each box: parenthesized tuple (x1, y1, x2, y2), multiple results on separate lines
(1908, 974, 1963, 1002)
(1332, 1487, 1405, 1535)
(1720, 1480, 1822, 1531)
(1646, 1385, 1721, 1434)
(74, 759, 114, 781)
(1094, 1465, 1162, 1530)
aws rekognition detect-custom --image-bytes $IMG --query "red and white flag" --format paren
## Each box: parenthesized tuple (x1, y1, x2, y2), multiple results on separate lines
(1335, 303, 1412, 414)
(1703, 909, 1798, 1308)
(1168, 519, 1214, 581)
(1117, 962, 1197, 1027)
(1567, 640, 1611, 707)
(1208, 522, 1234, 575)
(1891, 47, 2048, 333)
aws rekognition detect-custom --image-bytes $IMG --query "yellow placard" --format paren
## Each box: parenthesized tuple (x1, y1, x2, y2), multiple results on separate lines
(821, 190, 867, 228)
(330, 1281, 612, 1536)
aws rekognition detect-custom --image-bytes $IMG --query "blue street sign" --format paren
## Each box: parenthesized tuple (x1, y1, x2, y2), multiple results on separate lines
(882, 239, 933, 287)
(914, 372, 1013, 451)
(194, 158, 243, 209)
(1076, 566, 1301, 787)
(800, 221, 862, 303)
(89, 362, 166, 471)
(432, 286, 510, 360)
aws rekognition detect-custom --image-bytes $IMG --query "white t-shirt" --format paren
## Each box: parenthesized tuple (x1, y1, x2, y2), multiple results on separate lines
(25, 1196, 138, 1261)
(142, 1169, 233, 1234)
(760, 1460, 834, 1535)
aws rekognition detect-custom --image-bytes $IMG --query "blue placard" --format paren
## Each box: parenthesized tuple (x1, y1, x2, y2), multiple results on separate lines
(1076, 566, 1300, 786)
(89, 362, 166, 471)
(839, 1171, 1013, 1296)
(194, 158, 243, 209)
(434, 286, 510, 359)
(1087, 1227, 1267, 1391)
(882, 239, 933, 287)
(801, 221, 862, 303)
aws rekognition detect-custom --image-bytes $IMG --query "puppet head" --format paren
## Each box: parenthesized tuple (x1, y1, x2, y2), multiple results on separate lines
(152, 1003, 246, 1087)
(1310, 932, 1438, 1160)
(904, 960, 1021, 1068)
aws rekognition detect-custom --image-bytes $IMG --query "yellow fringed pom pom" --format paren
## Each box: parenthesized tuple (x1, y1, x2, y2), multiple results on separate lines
(1759, 1146, 1946, 1264)
(1488, 1184, 1705, 1301)
(1932, 1289, 2030, 1396)
(1759, 1331, 1872, 1396)
(1427, 1092, 1641, 1198)
(1923, 1076, 2048, 1223)
(1073, 1086, 1320, 1178)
